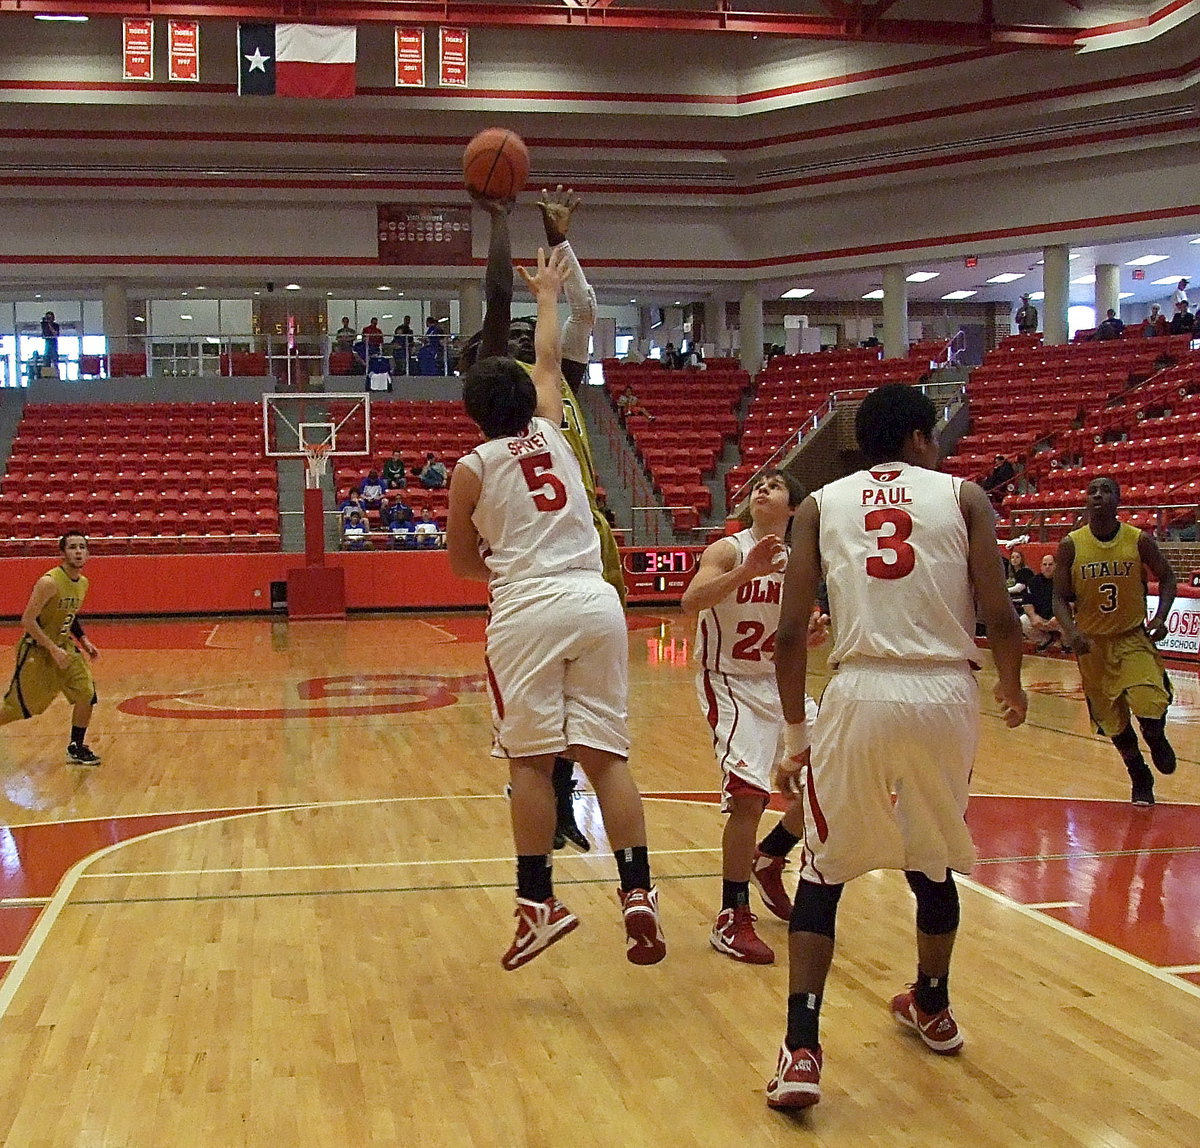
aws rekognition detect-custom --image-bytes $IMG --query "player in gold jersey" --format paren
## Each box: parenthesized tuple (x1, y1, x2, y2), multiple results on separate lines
(462, 186, 622, 853)
(0, 531, 102, 765)
(1052, 477, 1177, 805)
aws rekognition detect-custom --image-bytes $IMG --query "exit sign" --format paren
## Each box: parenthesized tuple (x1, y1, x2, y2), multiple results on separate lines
(964, 256, 978, 268)
(1132, 269, 1146, 280)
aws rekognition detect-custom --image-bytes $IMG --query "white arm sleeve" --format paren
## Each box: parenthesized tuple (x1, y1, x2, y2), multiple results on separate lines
(555, 239, 597, 364)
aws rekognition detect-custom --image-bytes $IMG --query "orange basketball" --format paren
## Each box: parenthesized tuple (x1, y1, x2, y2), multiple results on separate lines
(463, 128, 530, 201)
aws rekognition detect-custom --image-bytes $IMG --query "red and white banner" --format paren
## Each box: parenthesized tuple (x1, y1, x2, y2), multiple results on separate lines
(378, 205, 472, 266)
(276, 24, 356, 99)
(1148, 592, 1200, 660)
(439, 27, 468, 87)
(122, 18, 154, 82)
(168, 21, 199, 83)
(395, 28, 425, 87)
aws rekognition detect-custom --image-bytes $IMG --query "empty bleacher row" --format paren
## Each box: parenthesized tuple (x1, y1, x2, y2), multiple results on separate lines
(0, 402, 280, 554)
(939, 336, 1200, 540)
(601, 361, 750, 531)
(725, 349, 929, 505)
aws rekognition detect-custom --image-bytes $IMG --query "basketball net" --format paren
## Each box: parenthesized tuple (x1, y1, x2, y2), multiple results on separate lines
(303, 443, 331, 489)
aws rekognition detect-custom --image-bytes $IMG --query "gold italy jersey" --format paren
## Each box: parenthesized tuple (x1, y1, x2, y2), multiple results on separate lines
(1067, 522, 1146, 637)
(23, 565, 88, 652)
(516, 360, 626, 604)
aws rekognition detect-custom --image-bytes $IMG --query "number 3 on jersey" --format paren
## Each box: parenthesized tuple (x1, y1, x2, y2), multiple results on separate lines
(864, 507, 916, 579)
(517, 452, 568, 511)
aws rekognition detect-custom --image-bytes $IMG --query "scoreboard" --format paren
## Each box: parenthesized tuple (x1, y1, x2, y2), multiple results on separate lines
(621, 547, 704, 602)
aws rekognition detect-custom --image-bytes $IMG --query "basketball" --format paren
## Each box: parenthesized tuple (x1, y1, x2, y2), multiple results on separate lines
(463, 128, 530, 201)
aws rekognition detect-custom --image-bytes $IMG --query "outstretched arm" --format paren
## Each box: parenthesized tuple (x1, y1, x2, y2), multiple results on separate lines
(1052, 537, 1083, 650)
(517, 247, 569, 425)
(538, 186, 594, 389)
(477, 196, 515, 360)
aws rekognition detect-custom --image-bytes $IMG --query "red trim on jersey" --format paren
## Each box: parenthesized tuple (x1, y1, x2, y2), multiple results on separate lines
(483, 653, 504, 720)
(805, 765, 829, 844)
(723, 771, 770, 808)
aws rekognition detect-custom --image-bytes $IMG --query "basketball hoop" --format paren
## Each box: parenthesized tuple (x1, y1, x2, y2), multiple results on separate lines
(303, 443, 331, 488)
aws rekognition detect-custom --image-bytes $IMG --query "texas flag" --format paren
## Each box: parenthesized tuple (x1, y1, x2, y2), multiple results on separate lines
(238, 24, 357, 98)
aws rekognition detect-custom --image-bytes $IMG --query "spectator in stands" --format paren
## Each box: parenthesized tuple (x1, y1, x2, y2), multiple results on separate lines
(418, 452, 448, 489)
(1141, 304, 1168, 338)
(1005, 548, 1035, 604)
(342, 510, 372, 551)
(381, 492, 413, 532)
(382, 450, 408, 490)
(1169, 301, 1195, 335)
(335, 316, 356, 351)
(392, 316, 415, 373)
(1173, 278, 1190, 310)
(359, 469, 385, 509)
(662, 341, 679, 368)
(1014, 294, 1039, 335)
(616, 387, 655, 424)
(389, 511, 418, 549)
(362, 317, 384, 352)
(340, 490, 368, 521)
(681, 343, 706, 370)
(984, 454, 1015, 499)
(1023, 553, 1068, 651)
(414, 508, 442, 548)
(40, 311, 60, 369)
(1095, 309, 1125, 340)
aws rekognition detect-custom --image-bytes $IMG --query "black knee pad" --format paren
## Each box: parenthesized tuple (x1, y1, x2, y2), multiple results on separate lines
(906, 870, 960, 936)
(789, 880, 844, 938)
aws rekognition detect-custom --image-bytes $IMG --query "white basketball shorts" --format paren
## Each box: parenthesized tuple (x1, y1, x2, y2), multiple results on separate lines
(798, 660, 980, 885)
(697, 669, 818, 810)
(485, 574, 630, 760)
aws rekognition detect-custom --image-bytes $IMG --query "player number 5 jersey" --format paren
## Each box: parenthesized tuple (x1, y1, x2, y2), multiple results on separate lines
(458, 416, 602, 598)
(696, 528, 785, 678)
(816, 463, 978, 666)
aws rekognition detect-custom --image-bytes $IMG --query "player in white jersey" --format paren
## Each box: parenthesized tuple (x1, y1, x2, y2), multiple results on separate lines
(447, 245, 665, 972)
(765, 383, 1026, 1111)
(681, 469, 824, 965)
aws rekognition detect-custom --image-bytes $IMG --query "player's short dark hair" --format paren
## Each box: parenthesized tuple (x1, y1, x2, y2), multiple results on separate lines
(457, 316, 537, 373)
(855, 383, 938, 465)
(58, 530, 88, 551)
(1089, 475, 1121, 500)
(462, 356, 537, 439)
(754, 467, 807, 507)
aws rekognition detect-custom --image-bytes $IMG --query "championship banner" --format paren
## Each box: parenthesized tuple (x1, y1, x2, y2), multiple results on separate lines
(395, 28, 425, 87)
(378, 205, 472, 266)
(123, 18, 154, 82)
(439, 27, 468, 87)
(168, 21, 200, 83)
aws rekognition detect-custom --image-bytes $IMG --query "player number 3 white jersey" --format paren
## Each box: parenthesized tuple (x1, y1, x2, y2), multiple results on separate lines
(696, 528, 786, 678)
(816, 463, 979, 667)
(458, 416, 602, 598)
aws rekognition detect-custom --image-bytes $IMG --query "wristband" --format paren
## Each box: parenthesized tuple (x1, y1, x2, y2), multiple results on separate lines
(782, 722, 810, 765)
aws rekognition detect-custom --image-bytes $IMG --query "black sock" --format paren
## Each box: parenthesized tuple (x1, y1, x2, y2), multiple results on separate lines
(516, 854, 553, 902)
(722, 880, 750, 911)
(1112, 726, 1149, 779)
(70, 725, 87, 747)
(786, 991, 822, 1052)
(615, 845, 651, 892)
(758, 822, 800, 858)
(914, 970, 950, 1014)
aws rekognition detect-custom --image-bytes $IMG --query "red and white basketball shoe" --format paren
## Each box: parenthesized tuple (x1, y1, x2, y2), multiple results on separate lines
(618, 886, 666, 965)
(710, 906, 775, 964)
(890, 987, 964, 1054)
(766, 1042, 822, 1109)
(501, 897, 579, 971)
(750, 849, 793, 921)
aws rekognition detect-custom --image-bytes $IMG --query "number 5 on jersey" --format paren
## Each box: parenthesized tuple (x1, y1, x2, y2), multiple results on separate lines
(518, 452, 568, 511)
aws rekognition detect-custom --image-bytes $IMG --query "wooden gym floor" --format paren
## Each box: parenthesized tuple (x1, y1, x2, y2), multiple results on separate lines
(0, 610, 1198, 1147)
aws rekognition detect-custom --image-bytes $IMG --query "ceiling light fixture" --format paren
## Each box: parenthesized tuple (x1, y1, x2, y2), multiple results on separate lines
(986, 273, 1025, 284)
(941, 290, 977, 300)
(1071, 275, 1096, 285)
(781, 288, 814, 299)
(861, 289, 885, 300)
(1124, 255, 1169, 266)
(285, 283, 301, 290)
(905, 272, 939, 283)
